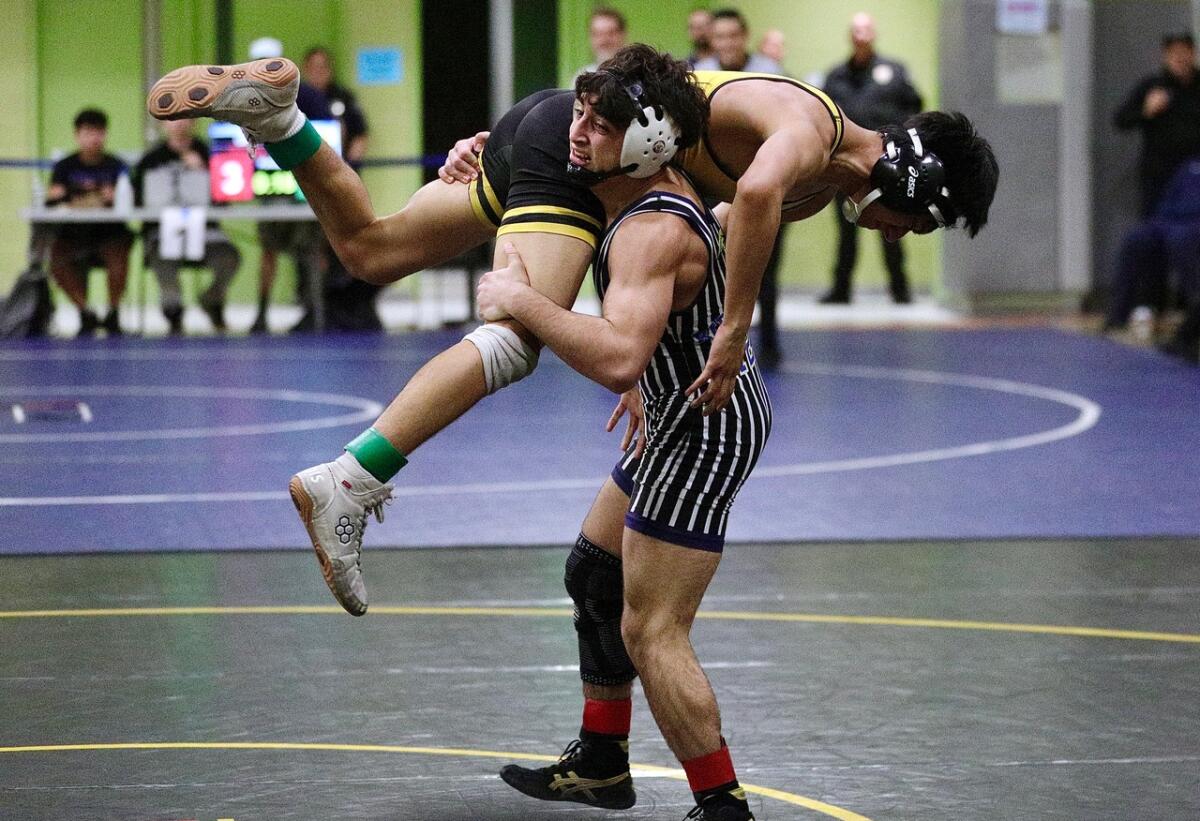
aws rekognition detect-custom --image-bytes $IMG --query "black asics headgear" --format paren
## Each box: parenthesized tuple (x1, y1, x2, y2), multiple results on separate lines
(842, 128, 960, 229)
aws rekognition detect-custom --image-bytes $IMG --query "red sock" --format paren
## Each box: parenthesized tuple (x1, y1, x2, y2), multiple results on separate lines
(582, 697, 632, 738)
(683, 741, 737, 795)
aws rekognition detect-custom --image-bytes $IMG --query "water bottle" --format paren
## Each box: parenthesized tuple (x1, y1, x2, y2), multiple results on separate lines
(113, 171, 134, 214)
(1130, 305, 1154, 344)
(30, 171, 44, 206)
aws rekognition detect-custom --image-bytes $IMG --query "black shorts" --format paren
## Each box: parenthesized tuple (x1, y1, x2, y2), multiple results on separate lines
(471, 90, 605, 250)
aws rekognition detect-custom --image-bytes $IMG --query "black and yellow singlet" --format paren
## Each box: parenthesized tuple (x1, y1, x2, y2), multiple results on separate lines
(470, 90, 605, 249)
(677, 71, 845, 207)
(468, 73, 844, 248)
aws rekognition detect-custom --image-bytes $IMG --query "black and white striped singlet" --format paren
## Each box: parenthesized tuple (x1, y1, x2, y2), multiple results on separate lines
(595, 191, 772, 552)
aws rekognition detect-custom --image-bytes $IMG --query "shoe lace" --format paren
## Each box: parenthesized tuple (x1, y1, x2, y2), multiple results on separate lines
(556, 738, 585, 768)
(347, 486, 393, 572)
(367, 485, 394, 525)
(241, 128, 265, 158)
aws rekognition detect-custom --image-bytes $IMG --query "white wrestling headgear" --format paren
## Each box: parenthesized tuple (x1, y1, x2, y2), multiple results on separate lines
(618, 81, 681, 179)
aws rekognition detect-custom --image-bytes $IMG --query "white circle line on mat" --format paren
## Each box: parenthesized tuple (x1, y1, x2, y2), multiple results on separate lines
(0, 385, 383, 444)
(0, 366, 1099, 506)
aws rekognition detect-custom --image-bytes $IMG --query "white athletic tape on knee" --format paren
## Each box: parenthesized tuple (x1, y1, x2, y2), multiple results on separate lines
(463, 324, 539, 394)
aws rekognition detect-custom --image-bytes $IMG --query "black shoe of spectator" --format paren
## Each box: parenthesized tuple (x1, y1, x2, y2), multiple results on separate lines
(1157, 337, 1200, 365)
(892, 291, 912, 305)
(77, 309, 100, 338)
(819, 291, 850, 305)
(249, 312, 269, 334)
(163, 306, 184, 336)
(289, 312, 316, 334)
(102, 308, 123, 337)
(200, 297, 226, 332)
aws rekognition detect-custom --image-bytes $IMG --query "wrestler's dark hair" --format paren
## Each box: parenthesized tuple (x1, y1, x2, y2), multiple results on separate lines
(574, 44, 709, 152)
(884, 111, 999, 238)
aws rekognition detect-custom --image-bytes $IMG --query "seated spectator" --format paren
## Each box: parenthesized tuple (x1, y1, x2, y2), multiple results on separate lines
(1105, 157, 1200, 335)
(45, 108, 133, 336)
(133, 119, 241, 334)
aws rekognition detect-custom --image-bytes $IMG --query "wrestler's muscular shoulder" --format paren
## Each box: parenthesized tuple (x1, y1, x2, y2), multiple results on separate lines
(706, 79, 837, 179)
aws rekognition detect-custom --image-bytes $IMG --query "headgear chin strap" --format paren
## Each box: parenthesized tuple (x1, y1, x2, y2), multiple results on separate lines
(841, 128, 959, 229)
(567, 76, 682, 185)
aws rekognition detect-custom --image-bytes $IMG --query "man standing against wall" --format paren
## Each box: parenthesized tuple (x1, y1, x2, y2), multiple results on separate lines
(822, 12, 923, 305)
(695, 8, 786, 366)
(686, 8, 714, 68)
(1115, 33, 1200, 217)
(576, 7, 628, 78)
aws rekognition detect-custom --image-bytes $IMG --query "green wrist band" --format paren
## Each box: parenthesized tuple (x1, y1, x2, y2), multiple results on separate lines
(265, 119, 323, 170)
(345, 428, 408, 482)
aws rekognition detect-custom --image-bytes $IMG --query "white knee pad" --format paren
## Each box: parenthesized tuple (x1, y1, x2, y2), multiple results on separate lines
(463, 324, 539, 394)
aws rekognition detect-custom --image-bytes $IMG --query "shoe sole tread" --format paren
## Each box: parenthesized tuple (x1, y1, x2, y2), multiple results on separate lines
(147, 58, 298, 120)
(289, 474, 367, 617)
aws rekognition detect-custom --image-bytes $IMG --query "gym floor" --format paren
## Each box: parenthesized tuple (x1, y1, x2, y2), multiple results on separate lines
(1, 327, 1198, 819)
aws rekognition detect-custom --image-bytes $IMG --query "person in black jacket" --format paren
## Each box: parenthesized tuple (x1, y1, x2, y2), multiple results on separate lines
(1115, 33, 1200, 217)
(821, 12, 923, 304)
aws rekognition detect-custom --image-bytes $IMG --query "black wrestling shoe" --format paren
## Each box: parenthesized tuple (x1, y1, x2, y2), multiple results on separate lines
(683, 789, 755, 820)
(499, 737, 636, 810)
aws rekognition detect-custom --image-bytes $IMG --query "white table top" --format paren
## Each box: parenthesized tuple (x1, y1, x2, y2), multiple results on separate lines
(22, 203, 317, 223)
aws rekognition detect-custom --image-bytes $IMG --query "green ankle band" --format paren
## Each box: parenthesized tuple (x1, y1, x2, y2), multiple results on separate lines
(345, 428, 407, 482)
(265, 119, 322, 170)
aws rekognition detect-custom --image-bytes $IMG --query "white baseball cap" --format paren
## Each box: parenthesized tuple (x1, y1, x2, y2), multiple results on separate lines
(248, 37, 284, 60)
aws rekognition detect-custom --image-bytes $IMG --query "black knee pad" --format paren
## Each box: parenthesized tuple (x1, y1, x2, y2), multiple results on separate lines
(564, 534, 637, 685)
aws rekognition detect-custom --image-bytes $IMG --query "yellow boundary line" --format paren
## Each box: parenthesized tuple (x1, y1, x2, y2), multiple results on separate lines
(0, 742, 870, 821)
(0, 605, 1197, 643)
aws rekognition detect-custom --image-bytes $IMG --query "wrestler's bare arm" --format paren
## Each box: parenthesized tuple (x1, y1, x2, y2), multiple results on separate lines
(479, 214, 700, 393)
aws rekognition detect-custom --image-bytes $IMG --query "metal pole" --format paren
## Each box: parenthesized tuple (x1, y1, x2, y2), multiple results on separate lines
(1059, 0, 1093, 294)
(215, 0, 233, 65)
(489, 0, 514, 124)
(143, 0, 162, 144)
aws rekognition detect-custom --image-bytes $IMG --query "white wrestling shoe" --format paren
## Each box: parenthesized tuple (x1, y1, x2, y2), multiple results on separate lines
(146, 58, 302, 143)
(289, 453, 394, 617)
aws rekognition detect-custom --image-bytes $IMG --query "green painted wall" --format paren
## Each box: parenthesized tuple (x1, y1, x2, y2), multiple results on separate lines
(558, 0, 698, 84)
(556, 0, 943, 294)
(0, 0, 39, 288)
(1, 0, 422, 303)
